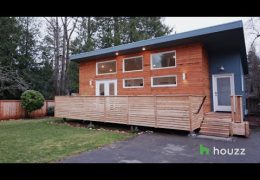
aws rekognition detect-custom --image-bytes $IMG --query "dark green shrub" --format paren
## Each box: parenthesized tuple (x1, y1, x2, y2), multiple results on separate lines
(21, 90, 45, 118)
(47, 106, 54, 116)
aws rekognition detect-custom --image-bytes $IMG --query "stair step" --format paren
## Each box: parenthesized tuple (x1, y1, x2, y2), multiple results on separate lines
(200, 127, 230, 133)
(204, 118, 232, 122)
(202, 121, 231, 126)
(199, 112, 232, 138)
(199, 130, 230, 138)
(205, 114, 231, 119)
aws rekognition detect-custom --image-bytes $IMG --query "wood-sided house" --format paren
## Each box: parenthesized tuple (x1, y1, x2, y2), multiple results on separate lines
(55, 21, 249, 137)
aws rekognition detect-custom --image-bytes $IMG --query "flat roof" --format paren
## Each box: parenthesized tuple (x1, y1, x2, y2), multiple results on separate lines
(70, 20, 248, 74)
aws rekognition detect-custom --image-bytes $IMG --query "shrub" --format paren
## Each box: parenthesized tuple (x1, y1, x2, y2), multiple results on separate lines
(47, 106, 54, 116)
(21, 90, 45, 118)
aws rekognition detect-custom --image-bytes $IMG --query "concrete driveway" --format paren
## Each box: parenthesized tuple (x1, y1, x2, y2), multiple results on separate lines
(59, 128, 260, 163)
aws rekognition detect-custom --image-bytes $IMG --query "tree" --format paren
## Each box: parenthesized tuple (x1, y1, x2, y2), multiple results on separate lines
(0, 17, 21, 67)
(0, 66, 29, 99)
(246, 45, 260, 97)
(71, 17, 98, 53)
(247, 17, 260, 48)
(95, 17, 173, 48)
(125, 17, 173, 43)
(21, 90, 45, 118)
(0, 17, 30, 99)
(44, 17, 78, 96)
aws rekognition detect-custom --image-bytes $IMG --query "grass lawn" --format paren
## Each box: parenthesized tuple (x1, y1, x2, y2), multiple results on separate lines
(0, 118, 133, 163)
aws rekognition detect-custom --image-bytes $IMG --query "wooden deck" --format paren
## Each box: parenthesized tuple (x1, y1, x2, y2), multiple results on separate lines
(55, 95, 206, 132)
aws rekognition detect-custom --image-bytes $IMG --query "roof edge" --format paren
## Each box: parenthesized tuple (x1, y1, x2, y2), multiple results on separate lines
(70, 20, 243, 62)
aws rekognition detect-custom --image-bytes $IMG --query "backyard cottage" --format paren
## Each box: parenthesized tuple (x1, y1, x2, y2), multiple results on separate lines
(55, 21, 249, 137)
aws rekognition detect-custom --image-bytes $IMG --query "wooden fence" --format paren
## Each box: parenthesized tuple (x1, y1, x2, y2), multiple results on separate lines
(55, 95, 205, 132)
(0, 100, 55, 120)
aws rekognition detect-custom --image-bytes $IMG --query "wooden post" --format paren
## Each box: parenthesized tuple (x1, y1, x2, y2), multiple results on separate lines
(188, 96, 193, 132)
(231, 95, 243, 123)
(231, 96, 235, 122)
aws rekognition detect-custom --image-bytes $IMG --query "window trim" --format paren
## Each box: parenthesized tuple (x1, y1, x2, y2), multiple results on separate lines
(123, 77, 144, 88)
(96, 60, 117, 75)
(150, 50, 176, 70)
(151, 75, 177, 87)
(123, 55, 144, 73)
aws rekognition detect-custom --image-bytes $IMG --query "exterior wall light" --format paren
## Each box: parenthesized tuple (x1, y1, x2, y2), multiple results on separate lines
(142, 47, 146, 51)
(182, 72, 186, 80)
(89, 80, 93, 86)
(115, 52, 119, 56)
(220, 66, 224, 71)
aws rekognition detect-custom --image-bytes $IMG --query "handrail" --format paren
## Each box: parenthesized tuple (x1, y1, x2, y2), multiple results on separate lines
(194, 96, 206, 115)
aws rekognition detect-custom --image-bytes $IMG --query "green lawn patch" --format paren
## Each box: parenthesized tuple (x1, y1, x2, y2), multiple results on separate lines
(0, 118, 133, 163)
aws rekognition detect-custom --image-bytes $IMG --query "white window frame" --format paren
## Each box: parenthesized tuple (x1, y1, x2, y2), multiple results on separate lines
(123, 55, 144, 73)
(151, 75, 177, 87)
(123, 77, 144, 88)
(96, 60, 117, 75)
(150, 50, 176, 70)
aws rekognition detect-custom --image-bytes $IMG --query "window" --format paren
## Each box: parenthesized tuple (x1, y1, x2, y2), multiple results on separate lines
(151, 51, 176, 69)
(123, 78, 144, 88)
(96, 60, 116, 75)
(151, 75, 177, 87)
(123, 56, 143, 72)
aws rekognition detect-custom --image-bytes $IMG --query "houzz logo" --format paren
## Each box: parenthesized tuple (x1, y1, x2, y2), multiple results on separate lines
(199, 144, 246, 156)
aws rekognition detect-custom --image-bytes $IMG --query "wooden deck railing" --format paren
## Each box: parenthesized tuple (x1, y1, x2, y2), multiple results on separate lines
(231, 95, 243, 123)
(55, 95, 205, 132)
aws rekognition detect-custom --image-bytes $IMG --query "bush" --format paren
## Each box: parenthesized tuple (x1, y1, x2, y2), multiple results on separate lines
(21, 90, 45, 117)
(47, 106, 54, 116)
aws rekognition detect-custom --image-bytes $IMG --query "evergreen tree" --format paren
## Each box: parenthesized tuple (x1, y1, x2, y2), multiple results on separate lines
(0, 17, 21, 67)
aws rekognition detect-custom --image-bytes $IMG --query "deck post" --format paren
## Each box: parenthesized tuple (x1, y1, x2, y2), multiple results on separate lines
(88, 121, 94, 128)
(188, 131, 196, 137)
(130, 125, 139, 132)
(188, 96, 193, 132)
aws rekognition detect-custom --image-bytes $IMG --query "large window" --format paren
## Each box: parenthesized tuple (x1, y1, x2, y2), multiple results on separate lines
(123, 78, 144, 88)
(96, 60, 116, 75)
(151, 75, 177, 87)
(123, 56, 143, 72)
(151, 51, 176, 69)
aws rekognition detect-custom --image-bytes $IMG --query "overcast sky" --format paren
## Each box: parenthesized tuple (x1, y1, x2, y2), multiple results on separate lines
(164, 17, 258, 53)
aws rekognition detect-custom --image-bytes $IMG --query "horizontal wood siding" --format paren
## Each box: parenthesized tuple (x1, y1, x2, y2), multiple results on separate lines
(0, 100, 54, 120)
(79, 43, 211, 112)
(55, 95, 205, 131)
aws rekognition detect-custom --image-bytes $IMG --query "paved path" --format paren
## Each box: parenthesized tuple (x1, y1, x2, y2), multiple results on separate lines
(59, 129, 260, 163)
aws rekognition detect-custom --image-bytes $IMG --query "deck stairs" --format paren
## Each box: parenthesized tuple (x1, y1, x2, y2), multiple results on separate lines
(199, 112, 232, 138)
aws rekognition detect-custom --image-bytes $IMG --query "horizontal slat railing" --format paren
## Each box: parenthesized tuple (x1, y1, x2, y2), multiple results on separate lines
(55, 95, 205, 131)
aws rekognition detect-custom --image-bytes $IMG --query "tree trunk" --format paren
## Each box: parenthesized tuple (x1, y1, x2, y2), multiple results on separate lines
(60, 17, 67, 95)
(54, 17, 60, 96)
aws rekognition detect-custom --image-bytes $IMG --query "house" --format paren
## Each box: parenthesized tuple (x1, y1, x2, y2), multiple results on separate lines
(55, 21, 249, 137)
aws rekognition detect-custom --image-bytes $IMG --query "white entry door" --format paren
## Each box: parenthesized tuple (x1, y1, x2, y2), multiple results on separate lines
(212, 74, 235, 112)
(96, 79, 117, 96)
